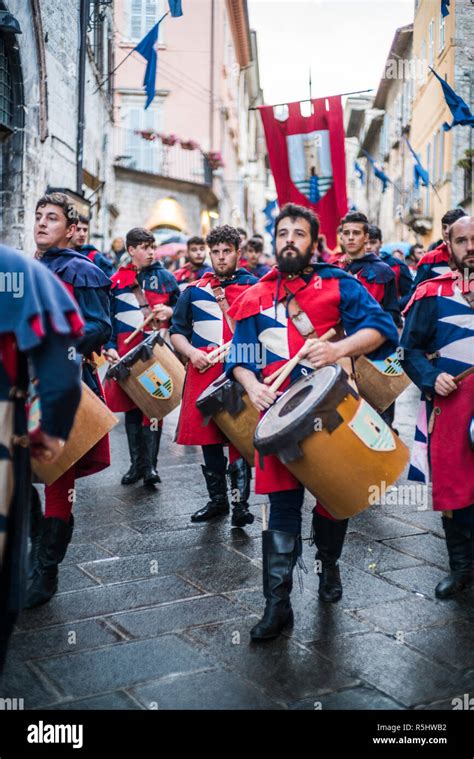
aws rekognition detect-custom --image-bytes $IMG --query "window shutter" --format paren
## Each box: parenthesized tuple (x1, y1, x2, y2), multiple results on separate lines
(131, 0, 143, 40)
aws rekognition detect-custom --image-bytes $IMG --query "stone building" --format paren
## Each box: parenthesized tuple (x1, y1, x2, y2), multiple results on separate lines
(0, 0, 115, 253)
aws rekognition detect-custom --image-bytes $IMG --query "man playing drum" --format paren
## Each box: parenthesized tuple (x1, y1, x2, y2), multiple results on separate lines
(104, 228, 180, 486)
(170, 225, 258, 527)
(0, 245, 83, 673)
(28, 193, 112, 609)
(401, 215, 474, 599)
(225, 203, 398, 641)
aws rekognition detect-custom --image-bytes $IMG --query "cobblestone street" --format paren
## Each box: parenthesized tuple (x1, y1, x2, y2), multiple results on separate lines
(2, 385, 473, 711)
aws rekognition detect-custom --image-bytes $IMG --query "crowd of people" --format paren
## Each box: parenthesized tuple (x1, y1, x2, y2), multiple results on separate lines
(0, 192, 472, 668)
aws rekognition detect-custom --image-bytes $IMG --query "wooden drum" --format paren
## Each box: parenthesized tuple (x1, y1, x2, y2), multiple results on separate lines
(353, 352, 411, 413)
(106, 332, 185, 421)
(254, 364, 409, 520)
(31, 382, 118, 486)
(196, 373, 259, 465)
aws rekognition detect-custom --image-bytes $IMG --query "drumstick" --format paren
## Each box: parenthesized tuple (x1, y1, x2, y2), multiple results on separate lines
(199, 341, 233, 373)
(454, 366, 474, 385)
(265, 328, 337, 386)
(124, 312, 159, 345)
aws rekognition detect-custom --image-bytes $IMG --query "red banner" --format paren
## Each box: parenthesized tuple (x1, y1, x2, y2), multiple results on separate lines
(259, 96, 348, 249)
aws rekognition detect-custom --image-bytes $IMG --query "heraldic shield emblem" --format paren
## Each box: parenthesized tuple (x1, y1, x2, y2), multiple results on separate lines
(138, 361, 173, 400)
(287, 130, 333, 204)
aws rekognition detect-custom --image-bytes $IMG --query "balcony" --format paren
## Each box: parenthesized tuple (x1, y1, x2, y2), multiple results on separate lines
(113, 127, 213, 187)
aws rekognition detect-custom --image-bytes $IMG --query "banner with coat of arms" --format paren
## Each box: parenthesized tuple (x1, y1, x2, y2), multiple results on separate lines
(259, 97, 348, 249)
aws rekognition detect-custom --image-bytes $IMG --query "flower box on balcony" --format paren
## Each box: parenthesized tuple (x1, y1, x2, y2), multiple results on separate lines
(180, 139, 200, 151)
(160, 134, 178, 146)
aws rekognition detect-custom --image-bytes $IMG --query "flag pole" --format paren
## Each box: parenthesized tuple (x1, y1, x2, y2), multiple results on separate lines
(249, 87, 374, 111)
(93, 12, 169, 94)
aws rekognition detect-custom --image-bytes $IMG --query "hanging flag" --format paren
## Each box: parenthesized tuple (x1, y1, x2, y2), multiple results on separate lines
(134, 15, 167, 109)
(361, 150, 391, 193)
(259, 97, 348, 249)
(403, 136, 429, 190)
(168, 0, 183, 17)
(263, 199, 279, 240)
(441, 0, 450, 18)
(430, 67, 474, 131)
(354, 160, 365, 184)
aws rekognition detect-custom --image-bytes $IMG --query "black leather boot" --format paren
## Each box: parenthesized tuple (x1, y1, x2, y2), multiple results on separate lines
(312, 510, 348, 602)
(141, 426, 162, 486)
(121, 420, 143, 485)
(29, 486, 44, 580)
(191, 466, 229, 522)
(435, 517, 473, 599)
(228, 458, 254, 527)
(250, 530, 300, 641)
(26, 516, 74, 608)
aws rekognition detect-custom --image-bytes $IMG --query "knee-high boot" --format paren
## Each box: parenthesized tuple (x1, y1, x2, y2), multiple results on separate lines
(121, 419, 144, 485)
(141, 425, 161, 485)
(435, 516, 473, 599)
(26, 516, 74, 608)
(228, 458, 254, 527)
(191, 466, 230, 522)
(312, 511, 348, 602)
(250, 530, 301, 641)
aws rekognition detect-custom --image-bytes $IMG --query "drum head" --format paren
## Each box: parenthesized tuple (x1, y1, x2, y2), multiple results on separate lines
(256, 365, 339, 441)
(198, 373, 232, 402)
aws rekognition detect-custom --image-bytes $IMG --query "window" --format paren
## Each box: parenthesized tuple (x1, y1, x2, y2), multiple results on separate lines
(420, 40, 427, 84)
(439, 10, 446, 52)
(432, 132, 438, 183)
(121, 100, 163, 174)
(428, 19, 434, 67)
(0, 37, 13, 132)
(129, 0, 165, 43)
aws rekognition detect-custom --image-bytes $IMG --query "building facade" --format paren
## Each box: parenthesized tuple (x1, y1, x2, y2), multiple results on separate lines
(112, 0, 267, 242)
(0, 0, 116, 253)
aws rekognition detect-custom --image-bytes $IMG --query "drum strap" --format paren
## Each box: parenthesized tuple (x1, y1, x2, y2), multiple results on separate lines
(130, 278, 160, 331)
(212, 286, 235, 334)
(284, 287, 357, 387)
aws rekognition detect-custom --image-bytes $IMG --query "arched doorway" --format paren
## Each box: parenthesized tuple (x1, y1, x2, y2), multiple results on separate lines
(0, 2, 24, 244)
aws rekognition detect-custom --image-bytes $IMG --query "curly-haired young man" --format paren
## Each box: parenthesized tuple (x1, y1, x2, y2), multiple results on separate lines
(170, 225, 258, 527)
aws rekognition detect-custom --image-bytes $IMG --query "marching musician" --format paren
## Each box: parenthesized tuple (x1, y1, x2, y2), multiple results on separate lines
(401, 215, 474, 599)
(409, 208, 467, 293)
(72, 214, 115, 278)
(366, 225, 413, 311)
(225, 203, 398, 641)
(170, 225, 258, 527)
(0, 245, 83, 671)
(340, 212, 401, 430)
(27, 193, 112, 609)
(104, 228, 180, 487)
(241, 237, 271, 279)
(173, 236, 212, 292)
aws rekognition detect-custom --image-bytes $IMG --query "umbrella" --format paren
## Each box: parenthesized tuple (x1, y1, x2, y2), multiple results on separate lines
(154, 242, 186, 260)
(159, 232, 188, 245)
(380, 242, 411, 258)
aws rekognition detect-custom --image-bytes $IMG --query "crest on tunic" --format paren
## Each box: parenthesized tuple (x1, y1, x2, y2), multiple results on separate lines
(287, 130, 333, 203)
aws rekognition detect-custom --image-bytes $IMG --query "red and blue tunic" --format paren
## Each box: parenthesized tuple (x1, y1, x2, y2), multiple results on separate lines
(343, 253, 401, 327)
(104, 262, 180, 412)
(174, 263, 212, 293)
(170, 268, 258, 445)
(80, 244, 115, 278)
(38, 247, 112, 477)
(380, 252, 413, 310)
(225, 264, 399, 494)
(401, 271, 474, 511)
(240, 260, 271, 279)
(409, 242, 452, 295)
(0, 246, 83, 650)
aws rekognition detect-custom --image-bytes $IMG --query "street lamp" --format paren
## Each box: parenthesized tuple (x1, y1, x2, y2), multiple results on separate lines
(0, 12, 22, 34)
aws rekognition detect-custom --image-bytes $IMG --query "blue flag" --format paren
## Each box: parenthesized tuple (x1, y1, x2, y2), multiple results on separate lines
(168, 0, 183, 17)
(404, 136, 429, 190)
(354, 160, 365, 184)
(362, 150, 391, 193)
(263, 200, 278, 239)
(430, 67, 474, 131)
(441, 0, 450, 18)
(134, 16, 166, 109)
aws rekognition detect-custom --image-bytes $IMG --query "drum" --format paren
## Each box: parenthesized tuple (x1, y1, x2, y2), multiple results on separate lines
(196, 373, 259, 465)
(254, 364, 409, 520)
(353, 352, 411, 413)
(106, 332, 185, 421)
(31, 382, 119, 486)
